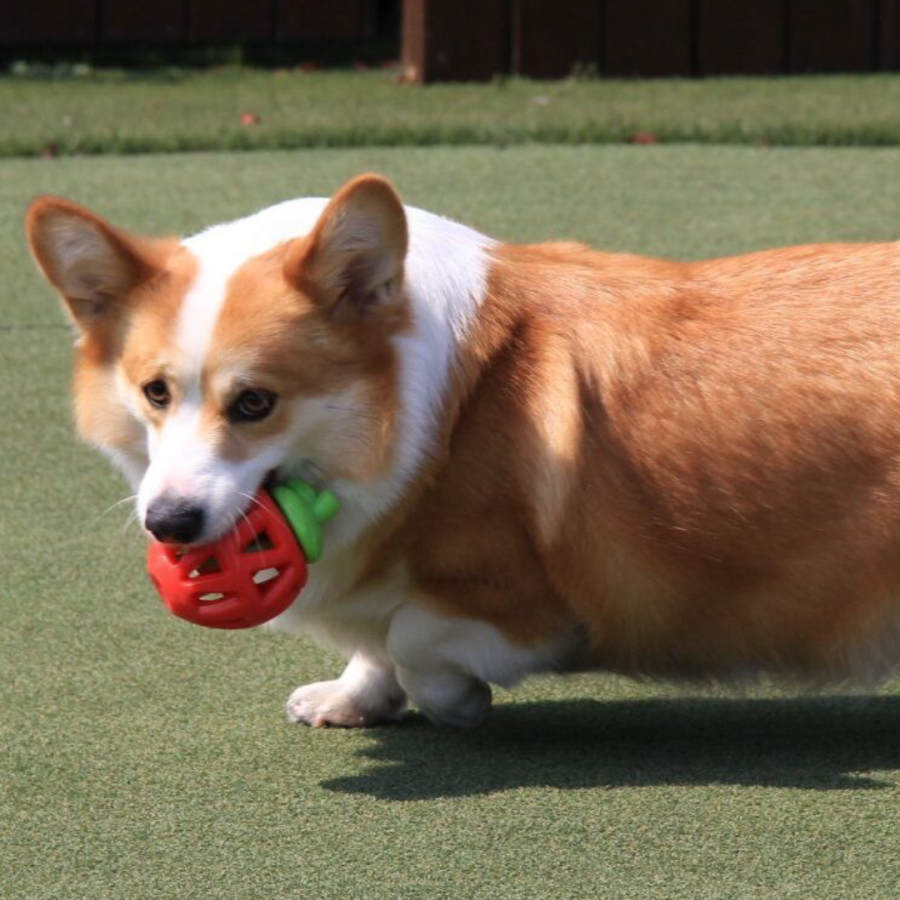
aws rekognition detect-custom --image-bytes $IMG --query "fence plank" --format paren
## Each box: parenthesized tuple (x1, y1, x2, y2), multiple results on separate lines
(881, 0, 900, 70)
(605, 0, 692, 77)
(790, 0, 876, 72)
(102, 0, 187, 42)
(401, 0, 426, 79)
(0, 0, 97, 45)
(512, 0, 602, 79)
(276, 0, 379, 41)
(698, 0, 786, 75)
(189, 0, 273, 43)
(402, 0, 507, 83)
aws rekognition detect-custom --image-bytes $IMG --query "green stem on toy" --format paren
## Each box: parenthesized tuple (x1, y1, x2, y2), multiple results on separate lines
(271, 477, 340, 563)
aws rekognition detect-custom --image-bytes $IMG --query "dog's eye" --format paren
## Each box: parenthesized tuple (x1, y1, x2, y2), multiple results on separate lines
(143, 379, 171, 409)
(229, 389, 277, 423)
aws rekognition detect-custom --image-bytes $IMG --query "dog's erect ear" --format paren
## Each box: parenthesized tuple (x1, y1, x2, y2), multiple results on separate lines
(287, 174, 408, 322)
(25, 197, 162, 332)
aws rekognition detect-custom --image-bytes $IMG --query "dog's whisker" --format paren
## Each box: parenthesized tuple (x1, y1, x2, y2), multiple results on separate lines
(237, 504, 256, 536)
(238, 490, 266, 512)
(90, 493, 138, 528)
(122, 507, 141, 536)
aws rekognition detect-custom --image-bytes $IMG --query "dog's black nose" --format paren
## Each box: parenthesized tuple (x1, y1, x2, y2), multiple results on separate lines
(145, 495, 206, 544)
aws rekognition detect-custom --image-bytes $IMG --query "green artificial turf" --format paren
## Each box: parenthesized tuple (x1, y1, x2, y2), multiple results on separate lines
(5, 144, 900, 899)
(4, 68, 900, 157)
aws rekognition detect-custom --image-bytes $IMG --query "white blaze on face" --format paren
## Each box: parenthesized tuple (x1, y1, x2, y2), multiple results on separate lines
(138, 399, 208, 509)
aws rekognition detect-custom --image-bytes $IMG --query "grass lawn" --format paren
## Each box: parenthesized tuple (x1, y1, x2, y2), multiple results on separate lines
(5, 68, 900, 157)
(5, 144, 900, 899)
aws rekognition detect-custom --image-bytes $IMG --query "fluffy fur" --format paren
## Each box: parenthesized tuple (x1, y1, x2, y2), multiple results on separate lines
(25, 175, 900, 727)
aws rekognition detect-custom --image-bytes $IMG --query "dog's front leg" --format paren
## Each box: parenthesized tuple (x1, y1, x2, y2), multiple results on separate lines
(286, 650, 407, 728)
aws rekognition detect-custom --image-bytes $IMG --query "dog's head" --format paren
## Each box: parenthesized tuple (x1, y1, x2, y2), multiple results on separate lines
(26, 175, 408, 544)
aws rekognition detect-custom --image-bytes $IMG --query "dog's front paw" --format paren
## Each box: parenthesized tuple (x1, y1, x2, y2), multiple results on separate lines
(286, 679, 407, 728)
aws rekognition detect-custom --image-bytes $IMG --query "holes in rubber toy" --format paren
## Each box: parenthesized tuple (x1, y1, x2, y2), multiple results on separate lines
(243, 531, 275, 554)
(198, 592, 225, 602)
(253, 567, 279, 586)
(188, 556, 221, 579)
(255, 568, 284, 598)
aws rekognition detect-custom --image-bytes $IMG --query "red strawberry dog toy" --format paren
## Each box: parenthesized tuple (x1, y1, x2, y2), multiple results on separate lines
(146, 478, 339, 630)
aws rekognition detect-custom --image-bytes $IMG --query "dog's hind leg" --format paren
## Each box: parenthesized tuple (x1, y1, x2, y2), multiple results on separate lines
(386, 603, 563, 728)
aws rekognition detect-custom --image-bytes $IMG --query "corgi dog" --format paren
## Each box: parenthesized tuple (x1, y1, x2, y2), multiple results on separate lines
(25, 174, 900, 728)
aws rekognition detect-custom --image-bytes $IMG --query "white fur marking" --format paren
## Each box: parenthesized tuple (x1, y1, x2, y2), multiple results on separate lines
(387, 604, 570, 727)
(388, 604, 567, 688)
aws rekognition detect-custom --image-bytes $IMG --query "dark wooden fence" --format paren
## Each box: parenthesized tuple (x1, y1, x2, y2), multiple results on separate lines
(402, 0, 900, 82)
(0, 0, 387, 48)
(3, 0, 899, 80)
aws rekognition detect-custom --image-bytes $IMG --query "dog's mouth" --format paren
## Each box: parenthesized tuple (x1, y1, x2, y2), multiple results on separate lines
(141, 470, 287, 548)
(202, 469, 282, 546)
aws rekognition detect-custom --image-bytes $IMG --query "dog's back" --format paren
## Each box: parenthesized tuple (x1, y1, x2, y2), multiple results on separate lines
(397, 240, 900, 682)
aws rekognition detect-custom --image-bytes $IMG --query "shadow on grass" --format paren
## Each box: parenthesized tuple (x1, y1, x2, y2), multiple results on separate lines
(322, 694, 900, 800)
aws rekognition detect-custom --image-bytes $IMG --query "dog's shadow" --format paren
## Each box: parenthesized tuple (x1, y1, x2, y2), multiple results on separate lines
(322, 694, 900, 800)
